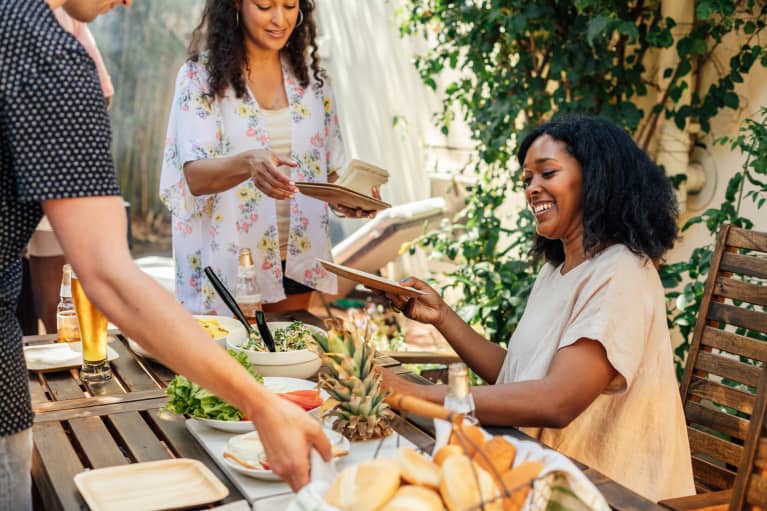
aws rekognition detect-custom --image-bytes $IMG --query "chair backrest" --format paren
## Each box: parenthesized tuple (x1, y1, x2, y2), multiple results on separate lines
(731, 366, 767, 510)
(678, 224, 767, 494)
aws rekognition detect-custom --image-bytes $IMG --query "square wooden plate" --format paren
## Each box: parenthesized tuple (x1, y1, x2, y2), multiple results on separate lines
(296, 182, 391, 211)
(73, 458, 229, 511)
(317, 259, 426, 297)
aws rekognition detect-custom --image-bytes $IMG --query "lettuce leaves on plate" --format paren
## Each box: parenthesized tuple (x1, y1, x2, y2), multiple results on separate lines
(163, 350, 263, 421)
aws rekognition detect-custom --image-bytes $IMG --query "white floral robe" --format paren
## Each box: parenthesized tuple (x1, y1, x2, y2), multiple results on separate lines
(159, 57, 341, 314)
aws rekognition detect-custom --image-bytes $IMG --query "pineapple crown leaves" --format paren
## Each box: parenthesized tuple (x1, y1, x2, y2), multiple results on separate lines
(309, 318, 395, 440)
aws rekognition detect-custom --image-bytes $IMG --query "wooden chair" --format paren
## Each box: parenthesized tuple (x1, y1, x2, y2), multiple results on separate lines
(660, 224, 767, 510)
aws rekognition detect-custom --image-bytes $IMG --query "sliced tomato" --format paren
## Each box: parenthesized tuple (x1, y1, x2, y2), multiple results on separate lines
(278, 389, 322, 411)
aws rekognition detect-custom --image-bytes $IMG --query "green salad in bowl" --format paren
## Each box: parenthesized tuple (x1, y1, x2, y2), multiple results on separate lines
(240, 320, 313, 352)
(227, 321, 325, 378)
(164, 350, 262, 422)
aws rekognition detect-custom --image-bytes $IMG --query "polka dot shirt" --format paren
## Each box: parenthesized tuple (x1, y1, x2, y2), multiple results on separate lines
(0, 0, 120, 436)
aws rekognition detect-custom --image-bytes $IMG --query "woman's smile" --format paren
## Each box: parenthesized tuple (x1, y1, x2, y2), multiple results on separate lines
(522, 134, 583, 243)
(265, 28, 288, 39)
(531, 201, 554, 216)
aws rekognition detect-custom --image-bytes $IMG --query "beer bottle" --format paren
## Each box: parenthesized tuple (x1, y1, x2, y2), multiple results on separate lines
(56, 264, 81, 342)
(444, 362, 476, 419)
(235, 248, 262, 323)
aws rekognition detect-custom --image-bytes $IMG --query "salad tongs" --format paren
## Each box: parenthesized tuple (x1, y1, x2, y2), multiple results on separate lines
(203, 266, 277, 352)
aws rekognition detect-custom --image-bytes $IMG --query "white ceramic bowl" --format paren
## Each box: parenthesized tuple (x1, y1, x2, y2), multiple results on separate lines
(226, 321, 324, 379)
(128, 315, 246, 361)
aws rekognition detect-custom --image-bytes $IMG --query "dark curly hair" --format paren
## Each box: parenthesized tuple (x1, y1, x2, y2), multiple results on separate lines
(517, 115, 679, 266)
(187, 0, 324, 99)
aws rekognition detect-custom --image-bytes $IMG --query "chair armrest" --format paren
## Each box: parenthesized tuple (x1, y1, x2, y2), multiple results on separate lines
(658, 489, 731, 510)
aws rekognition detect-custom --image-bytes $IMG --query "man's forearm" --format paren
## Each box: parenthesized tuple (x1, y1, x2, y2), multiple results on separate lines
(43, 196, 275, 419)
(92, 267, 276, 415)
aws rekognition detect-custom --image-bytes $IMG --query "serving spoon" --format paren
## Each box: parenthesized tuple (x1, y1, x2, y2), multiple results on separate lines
(203, 266, 276, 352)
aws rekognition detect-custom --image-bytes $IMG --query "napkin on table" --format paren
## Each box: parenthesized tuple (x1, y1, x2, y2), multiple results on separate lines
(24, 343, 81, 368)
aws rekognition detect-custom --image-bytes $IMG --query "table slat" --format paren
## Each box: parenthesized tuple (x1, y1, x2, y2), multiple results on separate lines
(32, 421, 86, 511)
(116, 335, 177, 386)
(109, 411, 173, 463)
(33, 389, 167, 415)
(28, 372, 49, 405)
(584, 468, 667, 510)
(34, 397, 169, 423)
(68, 415, 129, 468)
(109, 339, 163, 392)
(44, 371, 87, 401)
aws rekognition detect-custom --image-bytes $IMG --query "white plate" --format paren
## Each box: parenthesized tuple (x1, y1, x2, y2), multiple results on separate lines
(221, 429, 349, 481)
(128, 315, 247, 361)
(24, 342, 119, 372)
(194, 418, 255, 434)
(194, 377, 326, 433)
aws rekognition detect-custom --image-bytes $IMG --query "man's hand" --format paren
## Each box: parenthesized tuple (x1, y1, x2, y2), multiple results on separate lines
(249, 395, 331, 491)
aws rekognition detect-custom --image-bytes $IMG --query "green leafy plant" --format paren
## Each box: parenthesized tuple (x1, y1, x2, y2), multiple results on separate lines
(400, 1, 767, 355)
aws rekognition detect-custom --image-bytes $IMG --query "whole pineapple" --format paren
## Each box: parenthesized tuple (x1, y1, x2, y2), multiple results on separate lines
(310, 318, 394, 441)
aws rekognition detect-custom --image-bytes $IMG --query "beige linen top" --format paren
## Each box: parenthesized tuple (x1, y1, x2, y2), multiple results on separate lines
(496, 244, 695, 501)
(261, 107, 292, 260)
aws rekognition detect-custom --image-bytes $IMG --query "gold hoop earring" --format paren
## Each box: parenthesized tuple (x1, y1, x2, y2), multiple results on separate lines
(236, 11, 240, 27)
(296, 9, 304, 27)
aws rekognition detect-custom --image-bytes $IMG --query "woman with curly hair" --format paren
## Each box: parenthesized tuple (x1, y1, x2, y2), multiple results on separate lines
(160, 0, 372, 314)
(382, 116, 695, 501)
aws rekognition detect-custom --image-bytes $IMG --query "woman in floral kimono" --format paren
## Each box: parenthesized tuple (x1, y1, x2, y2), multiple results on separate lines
(160, 0, 372, 314)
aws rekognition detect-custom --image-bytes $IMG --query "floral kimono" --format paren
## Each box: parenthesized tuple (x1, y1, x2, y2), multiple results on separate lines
(159, 56, 341, 314)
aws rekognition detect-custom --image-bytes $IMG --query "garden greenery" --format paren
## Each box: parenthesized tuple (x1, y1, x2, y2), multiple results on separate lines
(399, 0, 767, 372)
(661, 107, 767, 376)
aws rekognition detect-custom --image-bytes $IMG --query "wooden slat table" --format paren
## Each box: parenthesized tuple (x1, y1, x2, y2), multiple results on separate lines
(27, 319, 664, 511)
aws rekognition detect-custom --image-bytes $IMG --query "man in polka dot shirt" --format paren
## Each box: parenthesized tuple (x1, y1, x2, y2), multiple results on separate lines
(0, 2, 331, 508)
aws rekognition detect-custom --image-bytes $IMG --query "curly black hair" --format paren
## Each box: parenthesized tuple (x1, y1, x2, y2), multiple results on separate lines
(187, 0, 324, 99)
(517, 115, 679, 266)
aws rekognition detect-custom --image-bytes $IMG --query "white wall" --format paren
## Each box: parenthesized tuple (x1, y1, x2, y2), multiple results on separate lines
(316, 0, 439, 211)
(316, 0, 463, 279)
(667, 37, 767, 266)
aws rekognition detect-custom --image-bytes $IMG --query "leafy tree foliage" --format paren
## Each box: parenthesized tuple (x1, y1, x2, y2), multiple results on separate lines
(400, 1, 767, 361)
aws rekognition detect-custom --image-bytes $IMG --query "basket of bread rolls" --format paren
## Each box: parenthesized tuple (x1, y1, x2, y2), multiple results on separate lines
(298, 392, 608, 511)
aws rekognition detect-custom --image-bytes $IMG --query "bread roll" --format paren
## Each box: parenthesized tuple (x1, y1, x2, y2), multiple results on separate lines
(325, 459, 401, 511)
(500, 461, 544, 511)
(440, 454, 500, 511)
(472, 436, 516, 477)
(393, 448, 441, 489)
(433, 444, 464, 467)
(448, 424, 486, 457)
(381, 485, 445, 511)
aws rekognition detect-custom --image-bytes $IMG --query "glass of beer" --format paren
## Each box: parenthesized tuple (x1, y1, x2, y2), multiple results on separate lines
(71, 272, 112, 382)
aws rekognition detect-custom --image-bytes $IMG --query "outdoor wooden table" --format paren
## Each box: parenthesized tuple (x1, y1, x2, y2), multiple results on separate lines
(27, 315, 663, 511)
(24, 311, 430, 511)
